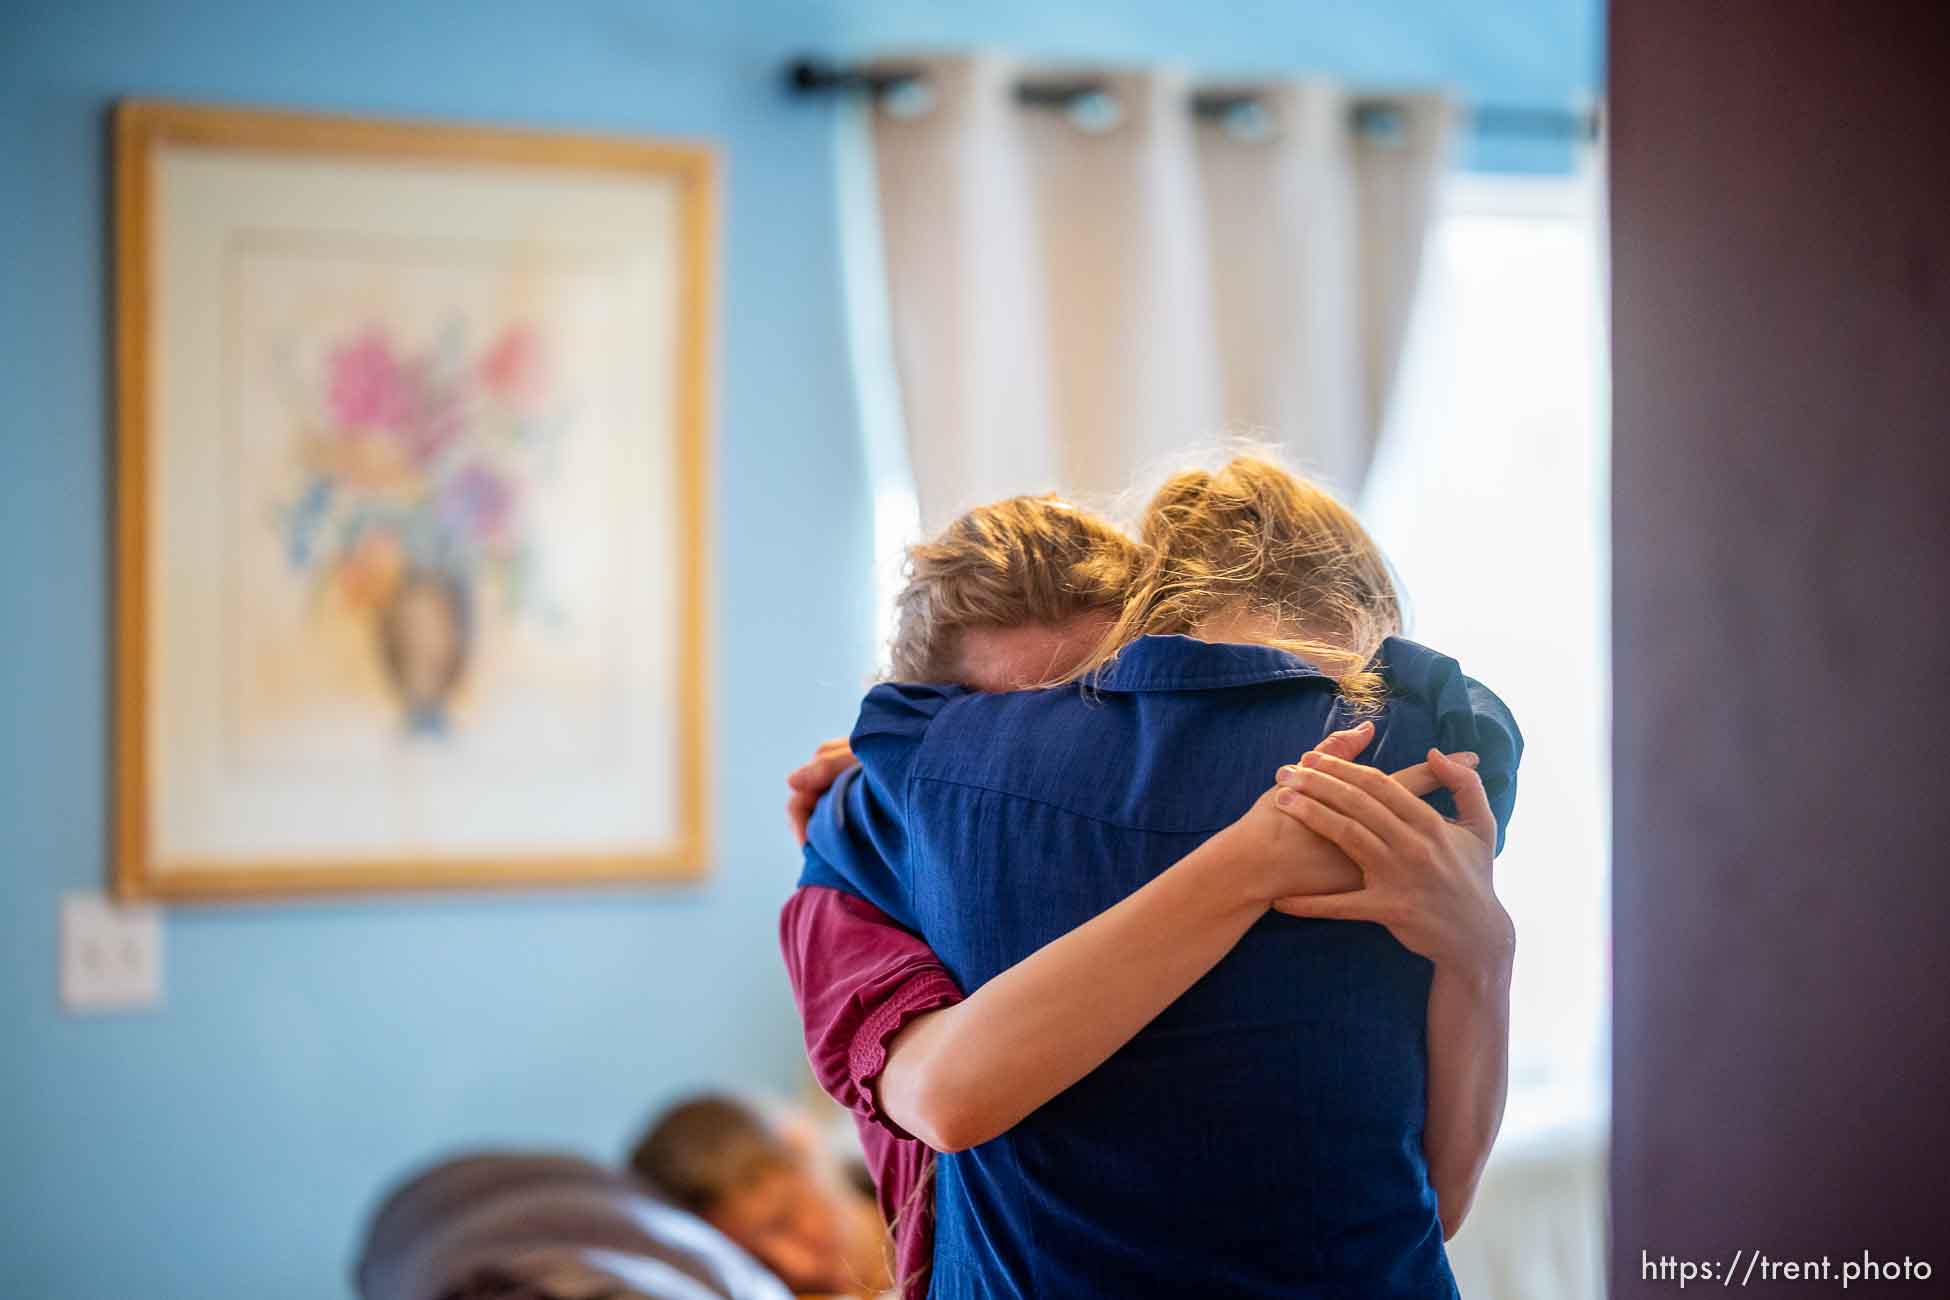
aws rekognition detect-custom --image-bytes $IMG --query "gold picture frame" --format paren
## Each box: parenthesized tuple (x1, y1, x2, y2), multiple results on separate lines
(114, 99, 715, 900)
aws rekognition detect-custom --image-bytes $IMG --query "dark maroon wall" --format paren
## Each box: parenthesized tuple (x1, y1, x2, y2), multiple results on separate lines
(1610, 1, 1950, 1295)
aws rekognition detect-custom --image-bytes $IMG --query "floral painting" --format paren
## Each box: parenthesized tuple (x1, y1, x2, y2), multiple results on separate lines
(222, 238, 632, 778)
(275, 317, 566, 736)
(116, 99, 713, 899)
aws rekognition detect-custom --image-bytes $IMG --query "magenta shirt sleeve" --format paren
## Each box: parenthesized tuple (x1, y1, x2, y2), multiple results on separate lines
(779, 883, 964, 1134)
(779, 884, 962, 1297)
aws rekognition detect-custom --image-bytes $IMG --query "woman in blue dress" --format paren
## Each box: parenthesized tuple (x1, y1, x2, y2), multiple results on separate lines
(802, 457, 1521, 1299)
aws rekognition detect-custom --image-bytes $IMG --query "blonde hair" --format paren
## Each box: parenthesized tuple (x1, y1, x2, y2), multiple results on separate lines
(1065, 455, 1402, 710)
(887, 495, 1143, 683)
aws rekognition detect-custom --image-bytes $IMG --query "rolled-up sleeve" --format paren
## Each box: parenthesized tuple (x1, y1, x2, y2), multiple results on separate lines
(779, 883, 965, 1138)
(1446, 673, 1523, 854)
(1378, 636, 1525, 854)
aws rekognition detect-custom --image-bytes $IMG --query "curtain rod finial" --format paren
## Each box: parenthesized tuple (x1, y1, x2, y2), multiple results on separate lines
(785, 56, 929, 102)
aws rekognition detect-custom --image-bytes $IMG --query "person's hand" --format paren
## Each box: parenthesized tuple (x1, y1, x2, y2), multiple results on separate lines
(1268, 749, 1513, 979)
(1213, 720, 1478, 905)
(785, 736, 858, 846)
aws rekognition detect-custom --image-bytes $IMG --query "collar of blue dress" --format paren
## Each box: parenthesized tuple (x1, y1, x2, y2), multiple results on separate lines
(1089, 632, 1337, 693)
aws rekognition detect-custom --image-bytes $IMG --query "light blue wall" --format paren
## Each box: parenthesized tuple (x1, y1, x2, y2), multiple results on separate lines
(0, 2, 1599, 1296)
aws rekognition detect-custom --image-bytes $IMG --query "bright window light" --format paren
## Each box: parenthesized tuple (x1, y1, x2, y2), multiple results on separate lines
(1361, 165, 1611, 1127)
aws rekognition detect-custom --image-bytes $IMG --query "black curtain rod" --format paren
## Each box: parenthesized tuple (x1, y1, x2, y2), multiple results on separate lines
(786, 58, 1599, 141)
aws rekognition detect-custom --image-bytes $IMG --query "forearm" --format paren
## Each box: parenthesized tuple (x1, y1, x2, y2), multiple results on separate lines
(1422, 957, 1513, 1238)
(878, 833, 1265, 1152)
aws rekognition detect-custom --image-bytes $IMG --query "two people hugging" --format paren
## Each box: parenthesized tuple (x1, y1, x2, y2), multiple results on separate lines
(782, 455, 1522, 1300)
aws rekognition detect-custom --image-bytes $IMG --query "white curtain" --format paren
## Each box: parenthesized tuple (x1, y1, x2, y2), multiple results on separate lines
(862, 53, 1456, 531)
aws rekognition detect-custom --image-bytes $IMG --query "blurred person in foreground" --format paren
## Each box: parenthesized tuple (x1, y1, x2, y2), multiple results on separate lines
(631, 1093, 895, 1298)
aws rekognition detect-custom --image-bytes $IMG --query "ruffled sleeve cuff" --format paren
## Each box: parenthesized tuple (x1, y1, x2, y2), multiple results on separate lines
(849, 970, 966, 1140)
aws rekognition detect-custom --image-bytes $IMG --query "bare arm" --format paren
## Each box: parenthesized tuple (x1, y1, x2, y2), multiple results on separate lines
(876, 810, 1286, 1152)
(785, 723, 1483, 1160)
(1271, 748, 1514, 1237)
(873, 724, 1471, 1153)
(1421, 959, 1512, 1237)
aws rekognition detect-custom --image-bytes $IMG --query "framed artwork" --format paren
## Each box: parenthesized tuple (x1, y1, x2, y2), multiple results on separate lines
(113, 99, 715, 900)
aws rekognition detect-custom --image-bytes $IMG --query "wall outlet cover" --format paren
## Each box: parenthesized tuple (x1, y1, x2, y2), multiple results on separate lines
(60, 892, 163, 1013)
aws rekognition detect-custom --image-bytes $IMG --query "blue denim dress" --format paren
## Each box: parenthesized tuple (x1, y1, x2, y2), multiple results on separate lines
(802, 634, 1522, 1299)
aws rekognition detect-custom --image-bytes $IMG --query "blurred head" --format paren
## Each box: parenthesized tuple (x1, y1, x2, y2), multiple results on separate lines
(887, 495, 1142, 690)
(628, 1096, 853, 1293)
(1069, 454, 1403, 708)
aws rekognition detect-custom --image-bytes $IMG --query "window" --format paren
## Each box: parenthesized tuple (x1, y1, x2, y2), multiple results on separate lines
(844, 119, 1614, 1129)
(1360, 165, 1611, 1127)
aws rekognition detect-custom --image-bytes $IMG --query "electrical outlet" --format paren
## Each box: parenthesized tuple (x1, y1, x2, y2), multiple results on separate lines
(60, 892, 162, 1013)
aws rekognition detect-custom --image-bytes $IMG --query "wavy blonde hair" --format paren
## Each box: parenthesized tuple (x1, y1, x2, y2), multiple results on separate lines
(886, 461, 1400, 709)
(1062, 455, 1403, 710)
(886, 494, 1143, 683)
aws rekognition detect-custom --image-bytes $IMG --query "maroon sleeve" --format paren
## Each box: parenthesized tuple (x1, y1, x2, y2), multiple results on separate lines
(780, 884, 961, 1297)
(778, 884, 964, 1135)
